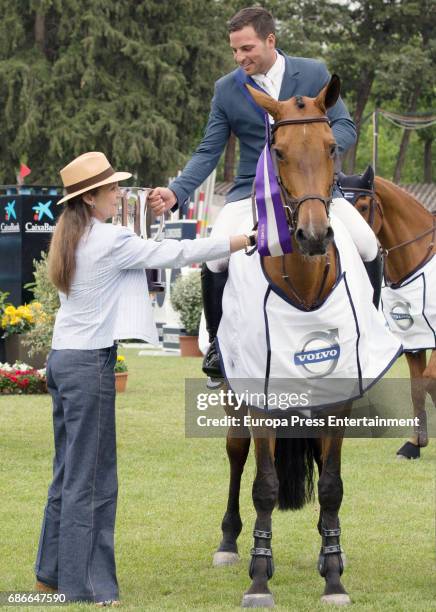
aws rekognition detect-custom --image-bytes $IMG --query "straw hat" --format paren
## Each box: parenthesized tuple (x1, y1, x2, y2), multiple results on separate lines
(57, 152, 132, 205)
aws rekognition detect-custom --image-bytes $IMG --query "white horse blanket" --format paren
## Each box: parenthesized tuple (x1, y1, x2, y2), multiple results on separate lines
(381, 254, 436, 351)
(216, 215, 402, 411)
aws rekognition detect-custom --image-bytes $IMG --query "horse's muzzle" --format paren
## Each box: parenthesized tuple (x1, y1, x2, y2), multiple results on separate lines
(295, 225, 334, 256)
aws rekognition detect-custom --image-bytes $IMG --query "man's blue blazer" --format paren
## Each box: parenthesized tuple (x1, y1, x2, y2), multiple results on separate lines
(170, 51, 356, 208)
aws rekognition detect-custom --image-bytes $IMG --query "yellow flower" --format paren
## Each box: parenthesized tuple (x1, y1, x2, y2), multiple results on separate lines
(4, 306, 15, 315)
(10, 316, 20, 326)
(117, 355, 125, 362)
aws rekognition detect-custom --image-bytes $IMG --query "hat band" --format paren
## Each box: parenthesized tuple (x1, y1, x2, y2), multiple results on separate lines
(65, 166, 115, 194)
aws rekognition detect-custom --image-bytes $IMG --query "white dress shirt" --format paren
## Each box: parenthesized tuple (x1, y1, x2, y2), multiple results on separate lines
(252, 51, 286, 101)
(51, 218, 230, 350)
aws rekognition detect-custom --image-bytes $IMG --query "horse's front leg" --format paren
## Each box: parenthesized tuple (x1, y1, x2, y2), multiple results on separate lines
(242, 419, 277, 608)
(214, 397, 251, 567)
(397, 351, 428, 459)
(317, 406, 350, 606)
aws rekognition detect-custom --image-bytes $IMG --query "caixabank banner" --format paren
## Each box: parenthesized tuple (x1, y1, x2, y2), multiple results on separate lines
(0, 194, 62, 304)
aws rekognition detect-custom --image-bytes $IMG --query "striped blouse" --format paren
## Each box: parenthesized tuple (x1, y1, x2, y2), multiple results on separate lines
(51, 218, 230, 350)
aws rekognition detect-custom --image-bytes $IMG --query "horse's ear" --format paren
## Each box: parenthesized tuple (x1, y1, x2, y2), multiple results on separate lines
(245, 84, 281, 119)
(362, 165, 375, 188)
(315, 74, 341, 112)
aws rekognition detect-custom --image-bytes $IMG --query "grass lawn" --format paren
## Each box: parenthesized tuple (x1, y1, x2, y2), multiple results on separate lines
(0, 349, 434, 611)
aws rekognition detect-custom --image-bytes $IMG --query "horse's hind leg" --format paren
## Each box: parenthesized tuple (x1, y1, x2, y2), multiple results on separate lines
(241, 426, 277, 608)
(397, 351, 428, 459)
(317, 409, 350, 606)
(423, 349, 436, 406)
(213, 403, 250, 567)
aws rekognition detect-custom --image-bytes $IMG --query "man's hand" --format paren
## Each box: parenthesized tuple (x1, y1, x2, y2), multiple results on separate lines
(148, 187, 177, 217)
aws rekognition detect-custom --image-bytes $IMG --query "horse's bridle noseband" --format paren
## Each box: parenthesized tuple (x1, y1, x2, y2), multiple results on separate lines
(269, 116, 338, 231)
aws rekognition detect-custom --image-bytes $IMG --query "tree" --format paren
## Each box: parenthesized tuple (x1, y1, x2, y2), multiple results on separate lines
(0, 0, 234, 185)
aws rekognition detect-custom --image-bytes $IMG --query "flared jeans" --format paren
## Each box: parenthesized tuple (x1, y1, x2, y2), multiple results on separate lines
(35, 344, 119, 602)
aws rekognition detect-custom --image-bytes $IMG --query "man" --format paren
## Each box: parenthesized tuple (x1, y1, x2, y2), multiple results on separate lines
(149, 6, 381, 378)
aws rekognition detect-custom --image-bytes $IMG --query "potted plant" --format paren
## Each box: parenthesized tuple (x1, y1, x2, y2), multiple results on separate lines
(1, 302, 47, 368)
(21, 251, 60, 365)
(170, 271, 203, 357)
(114, 355, 128, 392)
(0, 290, 9, 362)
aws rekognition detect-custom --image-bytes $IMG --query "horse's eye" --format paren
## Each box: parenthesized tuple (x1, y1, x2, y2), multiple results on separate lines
(329, 144, 337, 158)
(274, 148, 285, 162)
(360, 205, 369, 213)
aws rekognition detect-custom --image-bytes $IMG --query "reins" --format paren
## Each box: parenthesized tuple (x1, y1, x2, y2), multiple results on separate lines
(281, 251, 332, 310)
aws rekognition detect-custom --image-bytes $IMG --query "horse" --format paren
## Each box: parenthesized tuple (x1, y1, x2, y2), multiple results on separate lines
(209, 76, 401, 608)
(338, 167, 436, 460)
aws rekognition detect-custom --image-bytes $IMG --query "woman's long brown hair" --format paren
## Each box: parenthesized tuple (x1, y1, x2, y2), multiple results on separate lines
(48, 190, 97, 295)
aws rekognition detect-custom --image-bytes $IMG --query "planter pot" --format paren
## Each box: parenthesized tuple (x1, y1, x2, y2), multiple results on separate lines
(179, 335, 202, 357)
(115, 372, 128, 393)
(4, 334, 47, 369)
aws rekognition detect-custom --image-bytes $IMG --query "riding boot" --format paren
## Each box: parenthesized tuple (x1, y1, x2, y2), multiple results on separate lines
(201, 264, 228, 378)
(363, 250, 383, 308)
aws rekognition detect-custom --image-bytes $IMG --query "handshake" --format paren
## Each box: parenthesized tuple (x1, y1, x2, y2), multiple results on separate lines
(147, 187, 178, 217)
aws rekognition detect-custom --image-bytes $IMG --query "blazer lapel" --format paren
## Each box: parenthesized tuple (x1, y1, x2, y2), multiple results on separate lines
(234, 67, 268, 118)
(278, 51, 300, 101)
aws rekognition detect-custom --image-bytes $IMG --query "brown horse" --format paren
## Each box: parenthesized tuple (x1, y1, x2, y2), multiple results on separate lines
(339, 167, 436, 459)
(212, 76, 353, 608)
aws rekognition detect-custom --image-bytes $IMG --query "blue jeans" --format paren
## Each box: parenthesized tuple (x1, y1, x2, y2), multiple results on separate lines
(35, 344, 119, 602)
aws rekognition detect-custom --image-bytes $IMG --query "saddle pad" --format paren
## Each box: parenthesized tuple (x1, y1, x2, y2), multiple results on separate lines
(217, 215, 402, 411)
(381, 254, 436, 351)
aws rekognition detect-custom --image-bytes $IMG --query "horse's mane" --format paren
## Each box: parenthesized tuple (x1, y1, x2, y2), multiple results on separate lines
(374, 175, 433, 218)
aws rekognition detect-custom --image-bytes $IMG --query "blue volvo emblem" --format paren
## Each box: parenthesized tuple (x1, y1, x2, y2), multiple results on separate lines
(294, 329, 340, 378)
(389, 301, 413, 331)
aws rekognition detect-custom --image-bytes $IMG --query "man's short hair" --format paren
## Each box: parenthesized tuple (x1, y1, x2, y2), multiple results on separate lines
(227, 6, 275, 40)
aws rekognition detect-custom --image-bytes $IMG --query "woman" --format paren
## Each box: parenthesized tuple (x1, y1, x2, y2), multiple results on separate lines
(34, 151, 256, 606)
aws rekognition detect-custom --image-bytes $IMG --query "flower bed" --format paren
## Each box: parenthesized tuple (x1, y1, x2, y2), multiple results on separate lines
(0, 362, 47, 394)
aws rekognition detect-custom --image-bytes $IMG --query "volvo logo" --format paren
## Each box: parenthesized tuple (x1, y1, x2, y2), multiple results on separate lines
(389, 301, 413, 331)
(294, 329, 340, 378)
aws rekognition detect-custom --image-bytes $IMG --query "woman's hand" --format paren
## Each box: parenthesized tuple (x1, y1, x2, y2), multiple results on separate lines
(230, 231, 257, 253)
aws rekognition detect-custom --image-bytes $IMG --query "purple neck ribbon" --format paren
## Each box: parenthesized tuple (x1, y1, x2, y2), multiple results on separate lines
(255, 116, 293, 257)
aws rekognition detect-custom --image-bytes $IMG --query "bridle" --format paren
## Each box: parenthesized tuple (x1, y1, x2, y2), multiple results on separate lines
(250, 114, 338, 309)
(270, 116, 337, 231)
(250, 115, 338, 237)
(340, 186, 383, 229)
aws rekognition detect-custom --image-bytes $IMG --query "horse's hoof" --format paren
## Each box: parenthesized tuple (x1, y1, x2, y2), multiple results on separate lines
(321, 593, 351, 605)
(396, 441, 420, 459)
(213, 551, 240, 567)
(241, 593, 275, 608)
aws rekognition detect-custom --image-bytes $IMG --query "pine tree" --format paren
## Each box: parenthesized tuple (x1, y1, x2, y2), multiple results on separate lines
(0, 0, 234, 185)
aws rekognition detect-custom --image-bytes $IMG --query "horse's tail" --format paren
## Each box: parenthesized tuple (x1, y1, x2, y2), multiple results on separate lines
(274, 436, 315, 511)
